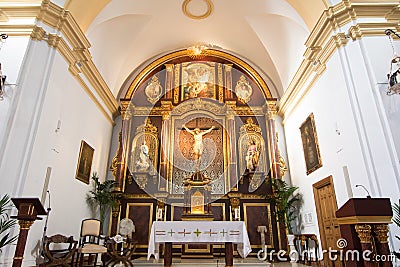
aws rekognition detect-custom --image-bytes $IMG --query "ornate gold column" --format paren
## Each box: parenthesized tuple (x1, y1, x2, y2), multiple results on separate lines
(165, 64, 174, 99)
(159, 101, 173, 191)
(117, 100, 133, 191)
(373, 224, 392, 267)
(355, 224, 374, 267)
(224, 64, 233, 99)
(265, 99, 281, 179)
(226, 101, 238, 190)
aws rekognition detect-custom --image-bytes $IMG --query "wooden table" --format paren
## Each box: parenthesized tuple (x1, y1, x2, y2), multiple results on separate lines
(147, 221, 251, 267)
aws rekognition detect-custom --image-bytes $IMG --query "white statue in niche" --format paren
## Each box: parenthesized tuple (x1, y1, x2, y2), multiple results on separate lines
(136, 141, 150, 171)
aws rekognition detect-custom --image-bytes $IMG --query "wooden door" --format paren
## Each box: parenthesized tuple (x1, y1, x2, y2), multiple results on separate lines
(313, 176, 342, 265)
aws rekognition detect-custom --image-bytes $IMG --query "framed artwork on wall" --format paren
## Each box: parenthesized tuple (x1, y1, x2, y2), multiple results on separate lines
(300, 113, 322, 175)
(75, 140, 94, 184)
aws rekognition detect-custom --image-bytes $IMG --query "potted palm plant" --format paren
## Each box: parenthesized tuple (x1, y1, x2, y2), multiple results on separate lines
(87, 173, 121, 234)
(266, 178, 302, 251)
(0, 194, 18, 253)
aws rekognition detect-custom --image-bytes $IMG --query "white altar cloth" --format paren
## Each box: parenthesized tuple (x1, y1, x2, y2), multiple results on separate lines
(147, 221, 252, 260)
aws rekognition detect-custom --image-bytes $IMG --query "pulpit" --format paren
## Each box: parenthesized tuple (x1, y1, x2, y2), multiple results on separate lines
(336, 197, 393, 267)
(182, 171, 213, 221)
(11, 198, 47, 267)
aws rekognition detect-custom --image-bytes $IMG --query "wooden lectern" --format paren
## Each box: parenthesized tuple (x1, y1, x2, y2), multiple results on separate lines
(11, 198, 47, 267)
(336, 197, 393, 267)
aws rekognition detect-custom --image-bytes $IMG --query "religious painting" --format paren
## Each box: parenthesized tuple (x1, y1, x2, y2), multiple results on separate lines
(300, 113, 322, 175)
(181, 62, 216, 100)
(75, 140, 94, 184)
(235, 75, 253, 103)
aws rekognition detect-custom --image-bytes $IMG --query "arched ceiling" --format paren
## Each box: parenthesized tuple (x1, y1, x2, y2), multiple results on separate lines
(67, 0, 326, 99)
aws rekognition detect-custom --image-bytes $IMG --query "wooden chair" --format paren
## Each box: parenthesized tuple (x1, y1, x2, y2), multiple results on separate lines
(75, 219, 107, 266)
(39, 234, 77, 267)
(102, 236, 136, 267)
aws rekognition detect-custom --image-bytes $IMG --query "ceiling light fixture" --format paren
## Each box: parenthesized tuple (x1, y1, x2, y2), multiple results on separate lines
(386, 29, 400, 95)
(0, 34, 8, 100)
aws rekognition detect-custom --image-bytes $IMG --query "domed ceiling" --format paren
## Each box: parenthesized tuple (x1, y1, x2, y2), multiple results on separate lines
(5, 0, 327, 99)
(64, 0, 326, 99)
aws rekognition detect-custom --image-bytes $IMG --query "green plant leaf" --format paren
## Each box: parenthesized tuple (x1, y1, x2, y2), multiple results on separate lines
(0, 194, 18, 251)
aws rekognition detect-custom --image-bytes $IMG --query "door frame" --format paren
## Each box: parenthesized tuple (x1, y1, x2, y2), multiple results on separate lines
(312, 175, 339, 251)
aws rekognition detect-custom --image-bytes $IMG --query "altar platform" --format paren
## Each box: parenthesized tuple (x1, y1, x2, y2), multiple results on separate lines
(130, 257, 314, 267)
(132, 257, 272, 266)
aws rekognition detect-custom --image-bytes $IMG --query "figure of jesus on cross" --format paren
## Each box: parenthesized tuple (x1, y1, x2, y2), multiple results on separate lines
(183, 124, 215, 170)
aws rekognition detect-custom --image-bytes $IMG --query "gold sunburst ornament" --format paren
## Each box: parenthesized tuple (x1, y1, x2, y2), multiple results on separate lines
(187, 44, 209, 60)
(183, 0, 213, 20)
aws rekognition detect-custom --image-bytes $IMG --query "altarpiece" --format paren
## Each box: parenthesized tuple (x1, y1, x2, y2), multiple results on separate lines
(109, 49, 288, 258)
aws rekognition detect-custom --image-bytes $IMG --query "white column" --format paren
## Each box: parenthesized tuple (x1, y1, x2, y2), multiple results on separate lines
(0, 33, 57, 196)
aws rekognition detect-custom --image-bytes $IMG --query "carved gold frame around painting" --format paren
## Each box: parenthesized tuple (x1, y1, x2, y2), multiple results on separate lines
(75, 140, 94, 184)
(300, 113, 322, 175)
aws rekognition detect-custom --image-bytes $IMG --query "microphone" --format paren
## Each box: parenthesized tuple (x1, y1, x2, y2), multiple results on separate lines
(355, 184, 371, 198)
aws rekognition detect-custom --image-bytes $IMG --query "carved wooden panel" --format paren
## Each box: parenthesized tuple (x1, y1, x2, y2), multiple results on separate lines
(211, 203, 225, 221)
(126, 203, 154, 248)
(172, 116, 225, 194)
(243, 203, 273, 248)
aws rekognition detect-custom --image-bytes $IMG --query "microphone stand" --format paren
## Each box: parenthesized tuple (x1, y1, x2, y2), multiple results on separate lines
(37, 191, 51, 265)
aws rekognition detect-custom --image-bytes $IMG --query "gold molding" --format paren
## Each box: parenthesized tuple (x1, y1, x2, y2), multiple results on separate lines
(0, 24, 35, 36)
(28, 0, 120, 123)
(0, 5, 40, 20)
(337, 216, 393, 225)
(182, 0, 213, 20)
(125, 49, 272, 100)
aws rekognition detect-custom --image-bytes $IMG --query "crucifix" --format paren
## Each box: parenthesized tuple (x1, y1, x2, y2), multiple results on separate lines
(181, 118, 219, 171)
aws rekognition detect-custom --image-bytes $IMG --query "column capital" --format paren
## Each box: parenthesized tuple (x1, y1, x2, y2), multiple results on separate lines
(373, 224, 389, 243)
(120, 101, 133, 120)
(355, 224, 372, 243)
(266, 100, 278, 120)
(165, 64, 174, 72)
(224, 64, 233, 72)
(18, 220, 34, 230)
(161, 111, 171, 121)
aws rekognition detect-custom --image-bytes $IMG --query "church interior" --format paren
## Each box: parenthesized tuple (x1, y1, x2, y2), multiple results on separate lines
(0, 0, 400, 266)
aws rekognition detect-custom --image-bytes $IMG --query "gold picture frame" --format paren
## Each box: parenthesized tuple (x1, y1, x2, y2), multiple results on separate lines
(300, 113, 322, 175)
(181, 62, 216, 100)
(75, 140, 94, 184)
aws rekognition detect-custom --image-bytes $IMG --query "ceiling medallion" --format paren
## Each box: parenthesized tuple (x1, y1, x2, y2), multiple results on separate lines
(182, 0, 213, 20)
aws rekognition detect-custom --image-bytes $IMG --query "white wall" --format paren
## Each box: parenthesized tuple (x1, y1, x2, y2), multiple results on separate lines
(20, 51, 113, 265)
(283, 34, 400, 255)
(0, 36, 29, 150)
(0, 40, 114, 265)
